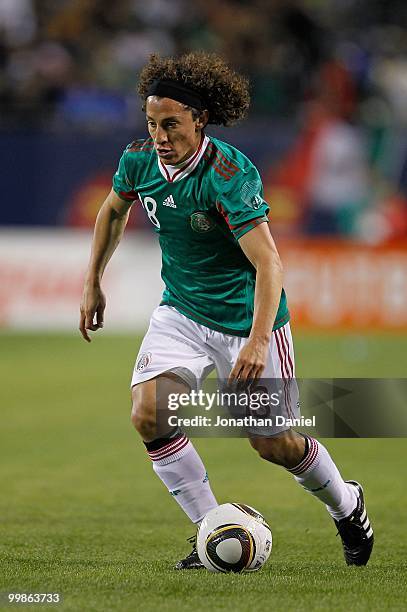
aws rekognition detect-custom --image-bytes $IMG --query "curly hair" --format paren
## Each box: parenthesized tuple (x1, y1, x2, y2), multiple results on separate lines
(137, 52, 250, 126)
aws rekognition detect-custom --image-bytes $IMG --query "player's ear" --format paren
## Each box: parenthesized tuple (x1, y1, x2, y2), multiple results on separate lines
(195, 110, 209, 131)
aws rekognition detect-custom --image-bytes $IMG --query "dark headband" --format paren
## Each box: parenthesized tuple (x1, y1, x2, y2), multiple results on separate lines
(145, 79, 206, 110)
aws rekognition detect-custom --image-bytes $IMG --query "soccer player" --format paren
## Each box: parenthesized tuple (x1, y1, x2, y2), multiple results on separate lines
(79, 52, 374, 569)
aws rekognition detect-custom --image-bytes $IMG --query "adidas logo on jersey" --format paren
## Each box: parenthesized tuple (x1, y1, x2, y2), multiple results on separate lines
(163, 195, 177, 208)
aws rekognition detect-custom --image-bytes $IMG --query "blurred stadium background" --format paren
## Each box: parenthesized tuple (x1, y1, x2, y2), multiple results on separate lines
(0, 0, 407, 335)
(1, 3, 407, 611)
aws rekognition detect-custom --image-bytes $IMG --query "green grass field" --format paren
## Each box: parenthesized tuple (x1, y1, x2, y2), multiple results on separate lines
(1, 332, 407, 612)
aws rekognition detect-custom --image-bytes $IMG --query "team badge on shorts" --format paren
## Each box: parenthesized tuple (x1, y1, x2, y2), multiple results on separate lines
(190, 211, 215, 233)
(136, 352, 152, 373)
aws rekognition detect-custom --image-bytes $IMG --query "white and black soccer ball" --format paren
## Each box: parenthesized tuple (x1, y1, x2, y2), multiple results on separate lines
(197, 503, 272, 573)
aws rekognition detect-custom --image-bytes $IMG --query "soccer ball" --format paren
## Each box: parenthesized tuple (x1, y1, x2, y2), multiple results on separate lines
(197, 503, 272, 573)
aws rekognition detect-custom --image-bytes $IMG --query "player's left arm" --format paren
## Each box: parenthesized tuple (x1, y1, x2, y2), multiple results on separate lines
(228, 223, 283, 385)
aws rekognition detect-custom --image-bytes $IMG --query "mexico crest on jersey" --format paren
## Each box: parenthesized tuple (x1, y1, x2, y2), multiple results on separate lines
(136, 352, 152, 372)
(190, 212, 215, 233)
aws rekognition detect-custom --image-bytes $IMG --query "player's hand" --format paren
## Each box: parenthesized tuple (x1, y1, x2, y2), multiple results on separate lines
(79, 283, 106, 342)
(228, 338, 269, 387)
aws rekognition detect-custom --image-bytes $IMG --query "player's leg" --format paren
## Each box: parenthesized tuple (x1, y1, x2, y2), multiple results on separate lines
(248, 322, 373, 565)
(130, 306, 218, 569)
(249, 432, 359, 520)
(214, 321, 373, 565)
(131, 375, 217, 525)
(249, 431, 373, 565)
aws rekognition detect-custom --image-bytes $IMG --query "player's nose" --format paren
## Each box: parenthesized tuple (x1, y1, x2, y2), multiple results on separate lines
(154, 126, 168, 144)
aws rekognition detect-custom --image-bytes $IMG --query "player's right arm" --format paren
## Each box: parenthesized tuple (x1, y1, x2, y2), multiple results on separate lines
(79, 189, 132, 342)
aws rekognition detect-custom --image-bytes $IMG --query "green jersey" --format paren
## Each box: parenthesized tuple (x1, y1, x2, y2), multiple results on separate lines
(113, 134, 289, 336)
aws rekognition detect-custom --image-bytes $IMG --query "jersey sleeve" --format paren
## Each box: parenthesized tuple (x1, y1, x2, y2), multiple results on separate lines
(112, 147, 139, 202)
(216, 164, 269, 240)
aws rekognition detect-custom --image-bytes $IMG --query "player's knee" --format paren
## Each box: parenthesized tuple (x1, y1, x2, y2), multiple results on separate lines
(131, 385, 157, 441)
(252, 438, 282, 464)
(131, 405, 156, 441)
(250, 432, 304, 467)
(134, 416, 156, 442)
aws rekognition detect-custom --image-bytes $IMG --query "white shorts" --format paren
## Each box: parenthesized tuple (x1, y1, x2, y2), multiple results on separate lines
(131, 305, 296, 389)
(131, 306, 299, 437)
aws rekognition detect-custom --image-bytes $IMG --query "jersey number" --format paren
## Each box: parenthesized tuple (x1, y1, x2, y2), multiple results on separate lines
(139, 195, 160, 228)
